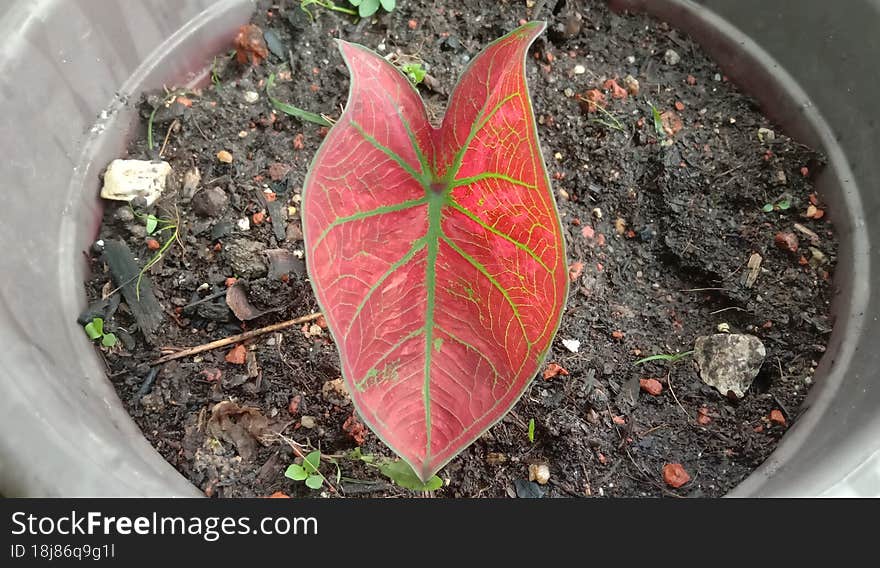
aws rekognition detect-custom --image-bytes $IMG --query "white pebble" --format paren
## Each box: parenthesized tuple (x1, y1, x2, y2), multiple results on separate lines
(562, 339, 581, 353)
(243, 90, 259, 104)
(573, 64, 586, 75)
(237, 217, 251, 231)
(101, 159, 170, 207)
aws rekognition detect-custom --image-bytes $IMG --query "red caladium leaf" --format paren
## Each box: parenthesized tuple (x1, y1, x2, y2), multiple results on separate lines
(303, 21, 567, 482)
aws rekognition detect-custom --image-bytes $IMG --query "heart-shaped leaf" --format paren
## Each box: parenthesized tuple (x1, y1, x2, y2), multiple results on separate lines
(305, 475, 324, 490)
(145, 215, 159, 235)
(101, 333, 118, 348)
(353, 0, 380, 18)
(84, 318, 103, 340)
(303, 450, 321, 474)
(303, 22, 567, 482)
(284, 464, 308, 481)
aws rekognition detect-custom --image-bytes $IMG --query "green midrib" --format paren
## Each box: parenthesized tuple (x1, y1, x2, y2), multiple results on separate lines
(421, 191, 444, 461)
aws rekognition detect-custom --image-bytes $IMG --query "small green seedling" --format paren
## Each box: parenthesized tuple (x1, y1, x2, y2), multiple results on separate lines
(266, 73, 332, 127)
(129, 208, 179, 300)
(144, 214, 160, 235)
(349, 447, 375, 464)
(300, 0, 357, 19)
(762, 198, 791, 213)
(84, 317, 118, 348)
(633, 351, 694, 366)
(401, 62, 427, 85)
(349, 0, 396, 18)
(379, 459, 443, 491)
(649, 101, 664, 138)
(285, 450, 325, 490)
(211, 56, 222, 87)
(528, 418, 536, 443)
(146, 90, 190, 152)
(591, 102, 625, 132)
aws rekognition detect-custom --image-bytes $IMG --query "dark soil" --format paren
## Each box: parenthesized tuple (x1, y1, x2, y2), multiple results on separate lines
(83, 0, 837, 497)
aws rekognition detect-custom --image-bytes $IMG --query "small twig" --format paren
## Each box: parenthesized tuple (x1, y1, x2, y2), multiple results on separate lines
(103, 273, 140, 300)
(679, 287, 728, 292)
(639, 423, 669, 436)
(776, 358, 787, 382)
(712, 164, 743, 181)
(771, 389, 792, 420)
(151, 312, 322, 364)
(623, 448, 684, 498)
(666, 371, 692, 422)
(604, 400, 623, 441)
(191, 116, 209, 141)
(159, 118, 178, 157)
(182, 289, 228, 311)
(710, 306, 745, 315)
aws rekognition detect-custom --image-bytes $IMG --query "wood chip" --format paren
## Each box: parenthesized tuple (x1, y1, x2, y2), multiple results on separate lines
(743, 252, 762, 288)
(793, 222, 820, 245)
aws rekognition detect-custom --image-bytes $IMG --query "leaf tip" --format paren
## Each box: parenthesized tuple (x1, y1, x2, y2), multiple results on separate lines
(516, 19, 547, 38)
(416, 463, 439, 485)
(335, 38, 363, 60)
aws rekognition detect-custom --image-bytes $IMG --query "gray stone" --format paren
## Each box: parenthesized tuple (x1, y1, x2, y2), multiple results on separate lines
(300, 415, 316, 429)
(224, 238, 267, 278)
(664, 49, 681, 66)
(694, 334, 766, 398)
(197, 301, 232, 322)
(211, 221, 234, 240)
(586, 386, 608, 409)
(191, 187, 228, 217)
(443, 36, 460, 50)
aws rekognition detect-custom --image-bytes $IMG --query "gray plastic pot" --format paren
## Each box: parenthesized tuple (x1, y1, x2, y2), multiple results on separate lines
(0, 0, 876, 497)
